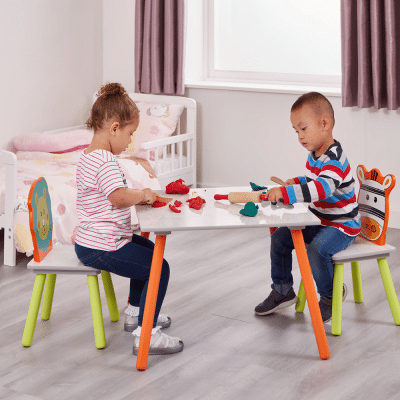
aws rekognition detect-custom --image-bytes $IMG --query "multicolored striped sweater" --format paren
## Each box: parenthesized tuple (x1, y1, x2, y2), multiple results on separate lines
(280, 140, 361, 236)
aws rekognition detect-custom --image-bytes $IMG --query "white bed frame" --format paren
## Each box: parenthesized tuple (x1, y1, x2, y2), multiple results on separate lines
(1, 93, 197, 266)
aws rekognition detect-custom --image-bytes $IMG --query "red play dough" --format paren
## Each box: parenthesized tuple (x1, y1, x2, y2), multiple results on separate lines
(165, 179, 190, 194)
(152, 201, 167, 208)
(186, 196, 206, 210)
(169, 204, 182, 213)
(174, 200, 183, 207)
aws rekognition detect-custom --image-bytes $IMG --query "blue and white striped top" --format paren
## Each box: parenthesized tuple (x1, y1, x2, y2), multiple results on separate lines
(281, 140, 361, 236)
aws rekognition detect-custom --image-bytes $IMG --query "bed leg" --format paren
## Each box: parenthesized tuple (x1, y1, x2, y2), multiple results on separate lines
(4, 230, 16, 266)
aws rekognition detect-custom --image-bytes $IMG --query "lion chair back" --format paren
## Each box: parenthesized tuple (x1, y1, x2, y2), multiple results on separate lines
(28, 177, 53, 262)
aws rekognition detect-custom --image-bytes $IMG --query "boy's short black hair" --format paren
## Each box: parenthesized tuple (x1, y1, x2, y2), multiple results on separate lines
(291, 92, 335, 126)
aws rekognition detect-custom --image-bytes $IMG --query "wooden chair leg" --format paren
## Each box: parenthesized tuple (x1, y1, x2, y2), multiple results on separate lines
(22, 274, 46, 347)
(101, 271, 119, 322)
(351, 261, 363, 303)
(295, 280, 306, 312)
(87, 275, 106, 349)
(41, 274, 57, 320)
(332, 263, 344, 336)
(377, 258, 400, 325)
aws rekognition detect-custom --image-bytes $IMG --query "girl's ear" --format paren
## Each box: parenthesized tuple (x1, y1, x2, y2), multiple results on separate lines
(110, 121, 120, 136)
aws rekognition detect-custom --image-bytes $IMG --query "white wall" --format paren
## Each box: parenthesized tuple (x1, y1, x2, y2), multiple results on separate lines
(0, 0, 103, 151)
(102, 0, 136, 92)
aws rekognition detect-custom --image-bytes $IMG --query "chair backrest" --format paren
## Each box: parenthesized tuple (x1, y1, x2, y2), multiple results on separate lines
(28, 177, 53, 262)
(356, 165, 396, 245)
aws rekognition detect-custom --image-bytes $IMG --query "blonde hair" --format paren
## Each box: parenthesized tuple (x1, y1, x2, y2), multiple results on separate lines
(86, 83, 139, 131)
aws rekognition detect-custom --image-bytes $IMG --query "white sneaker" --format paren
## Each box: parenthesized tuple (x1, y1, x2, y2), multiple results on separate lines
(132, 326, 184, 355)
(124, 304, 171, 332)
(124, 313, 171, 332)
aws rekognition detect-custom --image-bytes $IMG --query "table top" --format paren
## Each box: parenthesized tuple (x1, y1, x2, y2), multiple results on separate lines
(135, 186, 321, 233)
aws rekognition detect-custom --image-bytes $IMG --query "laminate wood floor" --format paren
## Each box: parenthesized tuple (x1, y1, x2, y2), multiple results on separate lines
(1, 228, 400, 400)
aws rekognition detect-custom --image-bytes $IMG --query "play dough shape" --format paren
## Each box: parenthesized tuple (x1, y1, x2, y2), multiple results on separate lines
(240, 202, 259, 217)
(250, 182, 268, 191)
(187, 196, 206, 210)
(165, 179, 190, 194)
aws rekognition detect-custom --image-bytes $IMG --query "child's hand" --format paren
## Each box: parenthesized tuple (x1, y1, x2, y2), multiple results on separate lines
(265, 187, 283, 203)
(284, 178, 296, 185)
(140, 188, 157, 205)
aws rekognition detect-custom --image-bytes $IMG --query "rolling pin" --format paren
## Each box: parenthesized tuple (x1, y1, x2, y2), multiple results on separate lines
(270, 176, 287, 186)
(214, 192, 268, 203)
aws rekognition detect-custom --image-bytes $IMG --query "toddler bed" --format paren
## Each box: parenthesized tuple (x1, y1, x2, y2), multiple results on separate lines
(0, 93, 197, 266)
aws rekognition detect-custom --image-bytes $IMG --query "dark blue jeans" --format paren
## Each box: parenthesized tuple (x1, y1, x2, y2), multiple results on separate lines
(75, 234, 170, 328)
(271, 225, 356, 298)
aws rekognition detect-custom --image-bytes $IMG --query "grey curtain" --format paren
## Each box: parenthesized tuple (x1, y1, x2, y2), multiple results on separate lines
(341, 0, 400, 110)
(135, 0, 185, 95)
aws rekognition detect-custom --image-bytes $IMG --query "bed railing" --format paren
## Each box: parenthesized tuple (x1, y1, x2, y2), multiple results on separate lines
(141, 132, 196, 188)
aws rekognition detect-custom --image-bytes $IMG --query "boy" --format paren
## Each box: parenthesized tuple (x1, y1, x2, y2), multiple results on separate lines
(255, 92, 361, 323)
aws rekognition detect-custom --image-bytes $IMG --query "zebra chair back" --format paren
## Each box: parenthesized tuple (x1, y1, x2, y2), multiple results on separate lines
(356, 165, 396, 246)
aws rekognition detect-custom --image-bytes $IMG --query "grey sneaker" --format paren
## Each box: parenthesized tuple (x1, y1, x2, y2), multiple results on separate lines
(255, 285, 298, 316)
(132, 326, 184, 355)
(319, 283, 348, 323)
(124, 313, 171, 332)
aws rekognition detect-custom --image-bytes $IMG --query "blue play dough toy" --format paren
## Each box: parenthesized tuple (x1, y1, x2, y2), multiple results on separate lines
(240, 202, 259, 217)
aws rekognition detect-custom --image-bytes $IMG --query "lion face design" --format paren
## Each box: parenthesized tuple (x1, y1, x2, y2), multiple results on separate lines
(35, 187, 50, 241)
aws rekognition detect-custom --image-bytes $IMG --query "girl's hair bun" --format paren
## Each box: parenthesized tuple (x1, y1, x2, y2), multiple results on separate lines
(97, 82, 127, 98)
(87, 82, 139, 131)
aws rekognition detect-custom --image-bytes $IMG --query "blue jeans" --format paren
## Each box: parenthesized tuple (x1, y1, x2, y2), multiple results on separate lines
(270, 225, 356, 298)
(75, 234, 170, 328)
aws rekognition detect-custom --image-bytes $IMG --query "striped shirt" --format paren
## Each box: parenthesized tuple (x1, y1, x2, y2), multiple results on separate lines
(281, 140, 361, 236)
(75, 150, 132, 251)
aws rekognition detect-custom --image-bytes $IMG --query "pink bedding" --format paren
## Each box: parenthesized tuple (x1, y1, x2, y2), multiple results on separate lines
(0, 150, 161, 256)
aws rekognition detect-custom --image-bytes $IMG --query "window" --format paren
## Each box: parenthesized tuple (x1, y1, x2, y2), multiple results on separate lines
(205, 0, 341, 88)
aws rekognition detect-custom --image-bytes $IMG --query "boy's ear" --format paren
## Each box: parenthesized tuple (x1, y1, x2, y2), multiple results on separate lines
(321, 115, 331, 130)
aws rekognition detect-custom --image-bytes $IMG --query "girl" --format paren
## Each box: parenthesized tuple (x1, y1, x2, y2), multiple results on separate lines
(75, 83, 183, 355)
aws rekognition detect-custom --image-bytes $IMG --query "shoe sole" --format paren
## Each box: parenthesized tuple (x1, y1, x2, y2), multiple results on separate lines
(133, 341, 184, 355)
(255, 296, 298, 316)
(124, 317, 172, 332)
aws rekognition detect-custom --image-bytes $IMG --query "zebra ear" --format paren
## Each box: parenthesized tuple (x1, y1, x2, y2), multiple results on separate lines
(382, 174, 393, 190)
(357, 165, 366, 182)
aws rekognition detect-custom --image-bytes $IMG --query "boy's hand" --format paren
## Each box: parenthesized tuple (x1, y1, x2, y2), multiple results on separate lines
(284, 179, 296, 185)
(140, 188, 157, 205)
(265, 187, 284, 203)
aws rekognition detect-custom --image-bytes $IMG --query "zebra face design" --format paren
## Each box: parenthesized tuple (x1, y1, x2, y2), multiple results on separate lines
(357, 166, 393, 241)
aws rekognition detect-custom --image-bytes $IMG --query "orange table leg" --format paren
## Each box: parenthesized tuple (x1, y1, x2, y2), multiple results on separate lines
(291, 229, 330, 360)
(136, 234, 167, 370)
